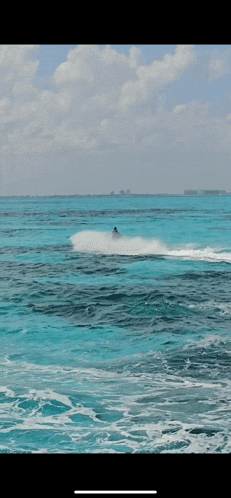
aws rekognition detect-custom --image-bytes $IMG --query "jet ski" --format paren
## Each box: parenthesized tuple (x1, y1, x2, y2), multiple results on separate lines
(111, 227, 123, 239)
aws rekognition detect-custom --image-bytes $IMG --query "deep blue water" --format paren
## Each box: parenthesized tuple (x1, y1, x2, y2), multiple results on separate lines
(1, 195, 231, 453)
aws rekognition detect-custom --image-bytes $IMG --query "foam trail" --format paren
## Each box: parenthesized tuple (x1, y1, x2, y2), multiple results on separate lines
(70, 230, 231, 262)
(167, 247, 231, 263)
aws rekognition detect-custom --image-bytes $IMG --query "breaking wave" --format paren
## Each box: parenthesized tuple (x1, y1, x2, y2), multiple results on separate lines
(70, 230, 231, 262)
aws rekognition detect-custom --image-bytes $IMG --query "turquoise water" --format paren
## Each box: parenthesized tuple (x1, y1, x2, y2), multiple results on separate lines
(1, 195, 231, 453)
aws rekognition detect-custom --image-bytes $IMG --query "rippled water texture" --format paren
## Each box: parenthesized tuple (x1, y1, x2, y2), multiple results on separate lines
(1, 195, 231, 453)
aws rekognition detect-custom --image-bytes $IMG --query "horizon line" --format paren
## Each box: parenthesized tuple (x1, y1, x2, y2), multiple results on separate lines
(1, 192, 231, 199)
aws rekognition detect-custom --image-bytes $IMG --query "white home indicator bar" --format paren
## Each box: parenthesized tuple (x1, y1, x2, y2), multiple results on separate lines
(74, 492, 157, 495)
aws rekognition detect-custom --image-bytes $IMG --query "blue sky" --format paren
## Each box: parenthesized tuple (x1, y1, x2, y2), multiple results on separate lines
(1, 44, 231, 195)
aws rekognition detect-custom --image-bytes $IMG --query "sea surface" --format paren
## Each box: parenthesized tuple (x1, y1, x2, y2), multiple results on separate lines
(1, 194, 231, 453)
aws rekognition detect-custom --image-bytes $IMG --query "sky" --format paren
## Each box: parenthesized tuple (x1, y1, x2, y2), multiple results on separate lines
(1, 44, 231, 196)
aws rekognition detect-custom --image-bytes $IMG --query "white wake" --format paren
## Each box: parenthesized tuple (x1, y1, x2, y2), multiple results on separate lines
(70, 230, 231, 262)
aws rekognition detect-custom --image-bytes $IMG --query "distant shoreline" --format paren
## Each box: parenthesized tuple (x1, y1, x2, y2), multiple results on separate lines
(1, 193, 231, 199)
(0, 194, 183, 199)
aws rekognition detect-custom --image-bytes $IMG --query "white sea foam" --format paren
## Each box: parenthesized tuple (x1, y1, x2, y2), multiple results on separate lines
(27, 389, 73, 407)
(70, 230, 231, 262)
(0, 386, 15, 397)
(167, 246, 231, 263)
(70, 230, 166, 256)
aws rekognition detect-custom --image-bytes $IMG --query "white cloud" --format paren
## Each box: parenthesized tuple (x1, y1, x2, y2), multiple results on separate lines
(53, 44, 135, 90)
(128, 46, 141, 69)
(1, 44, 231, 195)
(118, 45, 196, 111)
(173, 104, 187, 114)
(0, 44, 228, 159)
(209, 48, 231, 80)
(0, 45, 39, 98)
(53, 45, 96, 85)
(1, 45, 145, 157)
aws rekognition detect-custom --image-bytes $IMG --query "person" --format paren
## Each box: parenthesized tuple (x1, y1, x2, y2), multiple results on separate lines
(111, 227, 122, 238)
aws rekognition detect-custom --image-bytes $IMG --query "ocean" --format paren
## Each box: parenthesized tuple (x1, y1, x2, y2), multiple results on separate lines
(1, 194, 231, 454)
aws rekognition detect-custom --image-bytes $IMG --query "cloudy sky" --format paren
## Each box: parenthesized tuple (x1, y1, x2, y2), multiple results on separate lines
(1, 44, 231, 195)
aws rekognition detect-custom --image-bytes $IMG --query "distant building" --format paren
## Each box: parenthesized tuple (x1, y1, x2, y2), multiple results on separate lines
(199, 190, 226, 195)
(119, 189, 130, 196)
(184, 190, 199, 195)
(110, 191, 114, 196)
(184, 189, 227, 196)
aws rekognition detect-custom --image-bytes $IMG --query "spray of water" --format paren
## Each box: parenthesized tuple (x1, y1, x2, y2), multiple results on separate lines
(70, 230, 231, 263)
